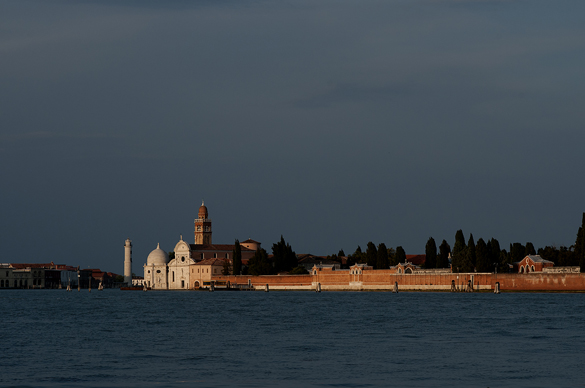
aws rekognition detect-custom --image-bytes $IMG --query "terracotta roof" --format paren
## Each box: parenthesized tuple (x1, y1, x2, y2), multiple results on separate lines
(526, 255, 554, 264)
(241, 239, 261, 244)
(515, 255, 554, 265)
(193, 258, 228, 266)
(405, 255, 426, 266)
(190, 244, 253, 252)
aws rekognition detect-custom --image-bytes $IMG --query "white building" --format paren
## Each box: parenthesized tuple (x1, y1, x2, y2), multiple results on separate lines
(142, 202, 258, 290)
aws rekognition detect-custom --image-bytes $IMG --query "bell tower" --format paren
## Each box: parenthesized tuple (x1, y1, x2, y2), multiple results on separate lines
(194, 201, 212, 245)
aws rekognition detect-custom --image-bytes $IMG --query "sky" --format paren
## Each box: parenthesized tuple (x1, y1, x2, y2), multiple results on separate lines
(1, 0, 584, 273)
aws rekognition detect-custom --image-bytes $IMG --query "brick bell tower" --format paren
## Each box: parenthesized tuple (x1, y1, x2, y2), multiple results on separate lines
(194, 200, 212, 245)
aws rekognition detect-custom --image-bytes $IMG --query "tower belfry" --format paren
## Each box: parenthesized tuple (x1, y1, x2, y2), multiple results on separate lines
(194, 201, 212, 245)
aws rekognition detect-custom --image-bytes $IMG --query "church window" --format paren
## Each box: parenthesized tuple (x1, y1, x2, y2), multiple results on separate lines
(531, 265, 535, 272)
(181, 257, 185, 262)
(156, 270, 161, 274)
(207, 269, 209, 273)
(181, 280, 184, 288)
(172, 272, 175, 282)
(214, 253, 217, 258)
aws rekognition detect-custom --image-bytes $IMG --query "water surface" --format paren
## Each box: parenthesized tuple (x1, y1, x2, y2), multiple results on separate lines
(1, 290, 584, 387)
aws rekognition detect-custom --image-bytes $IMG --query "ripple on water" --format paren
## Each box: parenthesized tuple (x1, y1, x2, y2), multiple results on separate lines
(1, 290, 585, 388)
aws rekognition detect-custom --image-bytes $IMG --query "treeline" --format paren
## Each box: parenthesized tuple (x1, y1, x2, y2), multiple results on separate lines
(326, 212, 585, 273)
(227, 236, 308, 276)
(449, 212, 585, 272)
(225, 213, 585, 275)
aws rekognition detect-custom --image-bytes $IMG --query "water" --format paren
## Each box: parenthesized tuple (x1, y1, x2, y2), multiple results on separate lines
(1, 290, 584, 388)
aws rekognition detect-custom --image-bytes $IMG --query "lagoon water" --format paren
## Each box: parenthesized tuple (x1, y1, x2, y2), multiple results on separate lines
(1, 290, 584, 388)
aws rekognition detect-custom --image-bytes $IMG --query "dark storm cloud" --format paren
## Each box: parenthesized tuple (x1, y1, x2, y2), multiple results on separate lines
(1, 0, 584, 271)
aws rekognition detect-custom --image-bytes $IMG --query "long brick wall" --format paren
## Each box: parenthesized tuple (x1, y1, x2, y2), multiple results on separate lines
(213, 271, 585, 292)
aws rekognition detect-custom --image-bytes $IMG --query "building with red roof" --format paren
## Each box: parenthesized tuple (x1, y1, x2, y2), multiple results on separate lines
(143, 201, 260, 290)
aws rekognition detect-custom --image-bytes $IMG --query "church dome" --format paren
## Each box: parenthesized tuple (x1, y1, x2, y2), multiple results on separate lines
(147, 243, 169, 265)
(198, 201, 208, 219)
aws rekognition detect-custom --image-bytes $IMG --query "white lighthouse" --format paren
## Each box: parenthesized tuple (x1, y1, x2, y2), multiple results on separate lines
(124, 238, 132, 286)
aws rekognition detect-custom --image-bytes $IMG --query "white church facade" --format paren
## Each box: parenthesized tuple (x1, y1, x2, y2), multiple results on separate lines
(142, 202, 259, 290)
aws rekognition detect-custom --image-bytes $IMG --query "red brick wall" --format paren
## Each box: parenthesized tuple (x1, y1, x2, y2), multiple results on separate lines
(213, 271, 585, 291)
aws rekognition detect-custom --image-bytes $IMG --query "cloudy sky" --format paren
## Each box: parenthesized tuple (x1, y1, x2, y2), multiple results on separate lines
(1, 0, 584, 273)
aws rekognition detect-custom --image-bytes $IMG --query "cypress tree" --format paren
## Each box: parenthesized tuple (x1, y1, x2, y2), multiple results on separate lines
(232, 239, 242, 276)
(395, 246, 406, 264)
(466, 233, 476, 272)
(247, 248, 271, 275)
(475, 238, 490, 272)
(272, 235, 296, 273)
(576, 212, 585, 272)
(490, 238, 502, 272)
(425, 237, 437, 269)
(377, 243, 389, 269)
(366, 242, 378, 268)
(451, 230, 467, 272)
(387, 247, 397, 266)
(437, 240, 451, 268)
(510, 242, 526, 263)
(350, 245, 365, 264)
(525, 242, 536, 256)
(338, 249, 346, 257)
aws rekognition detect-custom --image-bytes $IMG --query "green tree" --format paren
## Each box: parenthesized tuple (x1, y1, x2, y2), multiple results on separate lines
(338, 249, 346, 257)
(451, 230, 467, 272)
(168, 251, 175, 260)
(538, 245, 559, 265)
(525, 242, 536, 256)
(247, 248, 271, 275)
(232, 239, 242, 276)
(510, 242, 526, 263)
(437, 240, 450, 268)
(575, 212, 585, 272)
(395, 246, 406, 264)
(377, 243, 389, 269)
(222, 260, 231, 275)
(475, 238, 491, 272)
(387, 247, 397, 266)
(347, 246, 364, 266)
(288, 266, 309, 275)
(490, 238, 503, 272)
(425, 237, 437, 269)
(465, 233, 476, 272)
(272, 235, 297, 273)
(366, 242, 378, 268)
(557, 245, 577, 266)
